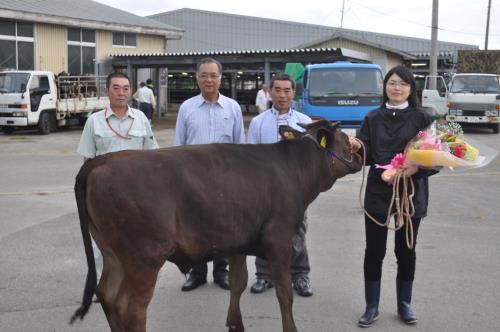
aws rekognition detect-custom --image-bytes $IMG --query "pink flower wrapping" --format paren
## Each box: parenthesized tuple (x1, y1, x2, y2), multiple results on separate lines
(375, 153, 406, 170)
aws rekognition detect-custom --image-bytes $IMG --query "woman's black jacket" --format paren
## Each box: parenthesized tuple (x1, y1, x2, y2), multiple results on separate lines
(357, 105, 437, 218)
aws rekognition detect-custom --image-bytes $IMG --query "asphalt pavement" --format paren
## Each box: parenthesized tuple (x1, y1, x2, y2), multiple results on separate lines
(0, 116, 499, 332)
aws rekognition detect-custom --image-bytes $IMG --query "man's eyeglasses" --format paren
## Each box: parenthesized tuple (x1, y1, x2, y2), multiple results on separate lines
(197, 74, 221, 81)
(387, 80, 410, 88)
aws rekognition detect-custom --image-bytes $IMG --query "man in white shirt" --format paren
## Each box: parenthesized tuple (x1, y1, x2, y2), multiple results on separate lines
(77, 72, 158, 296)
(133, 81, 156, 121)
(255, 83, 270, 113)
(247, 73, 313, 297)
(175, 57, 244, 292)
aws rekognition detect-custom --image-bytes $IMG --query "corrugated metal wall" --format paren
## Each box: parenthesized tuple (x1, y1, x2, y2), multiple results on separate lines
(97, 32, 165, 57)
(36, 24, 67, 74)
(34, 23, 166, 73)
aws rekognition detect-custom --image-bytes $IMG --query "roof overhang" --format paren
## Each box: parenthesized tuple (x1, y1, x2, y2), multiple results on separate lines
(110, 47, 373, 72)
(0, 9, 184, 39)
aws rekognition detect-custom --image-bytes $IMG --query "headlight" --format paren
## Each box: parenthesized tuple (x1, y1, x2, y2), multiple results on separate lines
(456, 109, 463, 116)
(12, 111, 26, 117)
(485, 111, 491, 116)
(449, 109, 457, 115)
(489, 110, 499, 116)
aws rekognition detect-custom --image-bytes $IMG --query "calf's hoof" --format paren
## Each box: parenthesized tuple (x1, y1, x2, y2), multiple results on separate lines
(227, 323, 244, 332)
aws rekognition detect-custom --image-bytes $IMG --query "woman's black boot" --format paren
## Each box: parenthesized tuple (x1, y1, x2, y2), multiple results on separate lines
(358, 280, 381, 327)
(397, 279, 418, 324)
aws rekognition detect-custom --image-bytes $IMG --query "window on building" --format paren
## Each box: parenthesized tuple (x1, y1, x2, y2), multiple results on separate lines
(67, 28, 95, 75)
(112, 32, 137, 47)
(0, 20, 34, 70)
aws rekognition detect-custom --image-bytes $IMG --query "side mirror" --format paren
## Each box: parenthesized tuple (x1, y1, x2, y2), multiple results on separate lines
(295, 82, 304, 96)
(20, 83, 26, 93)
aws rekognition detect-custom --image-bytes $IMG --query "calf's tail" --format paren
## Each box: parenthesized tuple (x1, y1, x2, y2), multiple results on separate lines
(69, 164, 97, 324)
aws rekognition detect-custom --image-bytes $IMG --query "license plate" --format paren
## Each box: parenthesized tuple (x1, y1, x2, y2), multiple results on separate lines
(341, 128, 356, 136)
(466, 117, 480, 123)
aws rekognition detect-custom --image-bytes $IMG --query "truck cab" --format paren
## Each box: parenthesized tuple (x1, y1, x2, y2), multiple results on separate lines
(422, 73, 500, 133)
(0, 71, 56, 134)
(298, 62, 384, 135)
(0, 70, 108, 135)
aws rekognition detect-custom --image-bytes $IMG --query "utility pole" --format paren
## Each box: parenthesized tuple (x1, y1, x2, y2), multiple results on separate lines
(429, 0, 439, 89)
(340, 0, 346, 28)
(485, 0, 492, 50)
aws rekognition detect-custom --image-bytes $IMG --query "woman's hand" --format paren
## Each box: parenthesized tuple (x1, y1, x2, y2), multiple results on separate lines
(349, 136, 361, 153)
(402, 162, 418, 178)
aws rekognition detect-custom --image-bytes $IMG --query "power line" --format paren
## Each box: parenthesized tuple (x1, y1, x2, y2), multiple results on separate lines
(349, 0, 500, 37)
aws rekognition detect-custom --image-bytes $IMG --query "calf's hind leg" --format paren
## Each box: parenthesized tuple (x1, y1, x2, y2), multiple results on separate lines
(267, 246, 297, 332)
(226, 255, 248, 332)
(102, 262, 160, 332)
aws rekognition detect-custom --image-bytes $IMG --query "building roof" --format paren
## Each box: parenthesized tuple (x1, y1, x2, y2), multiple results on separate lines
(0, 0, 184, 38)
(149, 8, 477, 55)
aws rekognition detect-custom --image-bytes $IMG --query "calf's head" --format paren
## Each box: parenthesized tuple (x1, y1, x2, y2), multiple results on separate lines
(279, 119, 362, 177)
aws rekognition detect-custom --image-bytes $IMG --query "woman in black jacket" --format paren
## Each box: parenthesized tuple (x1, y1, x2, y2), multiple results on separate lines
(351, 65, 436, 327)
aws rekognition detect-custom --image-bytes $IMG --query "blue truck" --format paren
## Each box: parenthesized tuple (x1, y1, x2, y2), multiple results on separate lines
(296, 62, 384, 134)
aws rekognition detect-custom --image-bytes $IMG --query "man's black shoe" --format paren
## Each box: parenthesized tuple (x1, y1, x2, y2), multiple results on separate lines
(293, 276, 313, 297)
(250, 278, 273, 294)
(214, 272, 230, 290)
(181, 274, 207, 292)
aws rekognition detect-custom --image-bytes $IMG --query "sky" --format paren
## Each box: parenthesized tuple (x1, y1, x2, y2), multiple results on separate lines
(94, 0, 500, 50)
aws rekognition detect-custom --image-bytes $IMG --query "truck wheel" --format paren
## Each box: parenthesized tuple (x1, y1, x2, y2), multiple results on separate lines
(1, 126, 14, 134)
(38, 112, 54, 135)
(492, 123, 499, 134)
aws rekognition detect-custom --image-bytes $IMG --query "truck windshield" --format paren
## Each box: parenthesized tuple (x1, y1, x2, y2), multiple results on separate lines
(450, 75, 500, 94)
(309, 68, 383, 97)
(0, 72, 30, 93)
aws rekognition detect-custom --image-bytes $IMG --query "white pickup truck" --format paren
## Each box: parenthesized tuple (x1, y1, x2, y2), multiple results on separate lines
(0, 70, 109, 134)
(422, 73, 500, 133)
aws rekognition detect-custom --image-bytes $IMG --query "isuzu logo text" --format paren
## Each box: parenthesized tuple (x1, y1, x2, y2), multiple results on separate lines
(337, 100, 359, 105)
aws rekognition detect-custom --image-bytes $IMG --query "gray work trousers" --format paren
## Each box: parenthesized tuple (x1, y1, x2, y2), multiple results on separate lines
(91, 237, 102, 281)
(255, 213, 310, 281)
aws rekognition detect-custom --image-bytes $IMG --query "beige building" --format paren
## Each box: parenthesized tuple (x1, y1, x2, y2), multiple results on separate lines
(295, 32, 414, 74)
(0, 0, 183, 75)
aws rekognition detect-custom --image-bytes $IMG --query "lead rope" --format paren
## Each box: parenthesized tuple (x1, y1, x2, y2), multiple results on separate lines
(354, 138, 416, 249)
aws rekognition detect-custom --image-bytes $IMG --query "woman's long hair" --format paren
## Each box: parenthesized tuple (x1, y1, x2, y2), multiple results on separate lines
(382, 65, 418, 108)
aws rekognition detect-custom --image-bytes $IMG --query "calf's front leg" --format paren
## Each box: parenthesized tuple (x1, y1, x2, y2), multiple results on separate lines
(226, 255, 248, 332)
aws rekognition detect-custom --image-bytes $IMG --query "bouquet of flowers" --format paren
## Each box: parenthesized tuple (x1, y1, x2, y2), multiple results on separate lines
(404, 121, 484, 168)
(376, 121, 494, 182)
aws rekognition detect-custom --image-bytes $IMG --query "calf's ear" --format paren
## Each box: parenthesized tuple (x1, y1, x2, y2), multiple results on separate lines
(317, 128, 334, 149)
(330, 121, 340, 130)
(279, 125, 304, 140)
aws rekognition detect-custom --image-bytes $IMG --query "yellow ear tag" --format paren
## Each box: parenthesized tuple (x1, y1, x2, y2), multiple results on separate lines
(320, 136, 327, 148)
(285, 132, 295, 139)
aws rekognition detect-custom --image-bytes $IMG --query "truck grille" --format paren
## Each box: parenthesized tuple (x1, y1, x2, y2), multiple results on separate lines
(0, 112, 13, 117)
(463, 110, 485, 116)
(452, 103, 496, 111)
